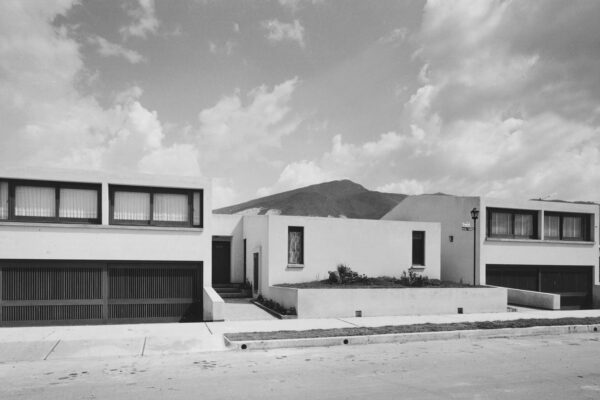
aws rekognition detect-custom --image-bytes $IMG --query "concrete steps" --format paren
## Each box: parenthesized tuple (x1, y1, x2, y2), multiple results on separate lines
(213, 283, 252, 299)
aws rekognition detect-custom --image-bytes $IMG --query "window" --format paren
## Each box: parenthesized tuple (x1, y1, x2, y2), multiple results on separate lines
(288, 226, 304, 265)
(412, 231, 425, 266)
(0, 179, 101, 224)
(487, 208, 538, 239)
(109, 185, 203, 228)
(544, 212, 591, 241)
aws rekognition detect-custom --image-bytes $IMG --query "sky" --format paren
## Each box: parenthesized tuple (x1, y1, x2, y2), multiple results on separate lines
(1, 0, 600, 207)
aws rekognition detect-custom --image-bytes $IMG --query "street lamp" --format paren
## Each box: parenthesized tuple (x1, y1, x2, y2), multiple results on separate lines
(470, 208, 479, 286)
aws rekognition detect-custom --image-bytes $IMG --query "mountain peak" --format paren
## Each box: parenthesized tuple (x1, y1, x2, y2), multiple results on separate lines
(214, 180, 407, 219)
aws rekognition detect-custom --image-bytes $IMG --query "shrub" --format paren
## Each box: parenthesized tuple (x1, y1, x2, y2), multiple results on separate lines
(328, 270, 340, 284)
(400, 270, 430, 287)
(336, 264, 368, 284)
(255, 295, 296, 315)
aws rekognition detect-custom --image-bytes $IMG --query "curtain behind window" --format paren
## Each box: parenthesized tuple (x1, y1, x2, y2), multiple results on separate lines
(153, 193, 188, 222)
(563, 216, 582, 239)
(288, 230, 303, 264)
(0, 181, 7, 219)
(15, 186, 55, 217)
(491, 212, 512, 236)
(544, 215, 560, 239)
(114, 191, 150, 221)
(514, 214, 533, 237)
(59, 188, 97, 219)
(193, 192, 201, 225)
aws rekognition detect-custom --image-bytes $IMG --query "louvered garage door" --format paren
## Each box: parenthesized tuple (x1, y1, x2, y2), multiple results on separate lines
(0, 260, 203, 326)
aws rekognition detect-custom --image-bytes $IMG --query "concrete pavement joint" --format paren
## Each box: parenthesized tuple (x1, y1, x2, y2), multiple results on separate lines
(205, 322, 213, 335)
(43, 339, 61, 361)
(140, 336, 147, 357)
(338, 318, 361, 327)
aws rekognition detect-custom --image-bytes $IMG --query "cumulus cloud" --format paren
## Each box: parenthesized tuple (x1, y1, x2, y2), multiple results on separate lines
(208, 40, 236, 56)
(197, 78, 301, 164)
(88, 35, 146, 63)
(262, 19, 305, 48)
(120, 0, 160, 39)
(390, 0, 600, 201)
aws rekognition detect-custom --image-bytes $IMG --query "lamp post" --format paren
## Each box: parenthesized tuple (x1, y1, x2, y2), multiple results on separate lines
(470, 208, 479, 286)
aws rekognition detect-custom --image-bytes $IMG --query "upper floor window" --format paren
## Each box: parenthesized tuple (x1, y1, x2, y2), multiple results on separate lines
(0, 179, 101, 224)
(109, 185, 203, 228)
(487, 208, 538, 239)
(288, 226, 304, 265)
(544, 212, 592, 241)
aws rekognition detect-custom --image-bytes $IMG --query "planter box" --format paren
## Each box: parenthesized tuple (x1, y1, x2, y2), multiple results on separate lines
(251, 300, 297, 319)
(265, 286, 507, 319)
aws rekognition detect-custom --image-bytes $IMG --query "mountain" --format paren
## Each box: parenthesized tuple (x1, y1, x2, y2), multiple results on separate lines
(214, 180, 408, 220)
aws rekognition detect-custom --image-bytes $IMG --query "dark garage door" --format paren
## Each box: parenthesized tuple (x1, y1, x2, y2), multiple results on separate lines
(487, 264, 593, 309)
(0, 260, 203, 326)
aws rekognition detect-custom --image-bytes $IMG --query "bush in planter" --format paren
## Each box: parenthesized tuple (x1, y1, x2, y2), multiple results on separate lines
(336, 264, 368, 284)
(400, 270, 430, 287)
(328, 270, 340, 284)
(287, 306, 297, 316)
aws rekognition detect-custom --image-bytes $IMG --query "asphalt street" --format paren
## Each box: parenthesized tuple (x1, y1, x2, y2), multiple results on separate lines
(1, 333, 599, 400)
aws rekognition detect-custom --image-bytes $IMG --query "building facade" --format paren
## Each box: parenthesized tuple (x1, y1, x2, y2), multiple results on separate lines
(383, 195, 600, 309)
(0, 168, 219, 326)
(212, 214, 441, 299)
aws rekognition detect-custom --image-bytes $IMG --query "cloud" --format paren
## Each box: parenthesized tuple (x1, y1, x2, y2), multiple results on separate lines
(261, 19, 305, 48)
(120, 0, 159, 39)
(378, 28, 409, 45)
(88, 35, 146, 63)
(278, 0, 324, 12)
(212, 178, 238, 208)
(260, 131, 406, 195)
(208, 40, 235, 56)
(376, 180, 426, 195)
(197, 78, 301, 164)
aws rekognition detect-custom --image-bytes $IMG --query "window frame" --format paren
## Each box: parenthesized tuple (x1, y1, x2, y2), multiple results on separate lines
(109, 184, 203, 228)
(0, 178, 102, 225)
(287, 226, 304, 265)
(486, 208, 539, 239)
(544, 211, 591, 242)
(412, 230, 426, 266)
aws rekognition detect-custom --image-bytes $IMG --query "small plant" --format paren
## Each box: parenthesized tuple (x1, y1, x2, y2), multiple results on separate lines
(254, 295, 297, 315)
(242, 279, 252, 290)
(328, 270, 340, 284)
(400, 270, 430, 287)
(336, 264, 368, 284)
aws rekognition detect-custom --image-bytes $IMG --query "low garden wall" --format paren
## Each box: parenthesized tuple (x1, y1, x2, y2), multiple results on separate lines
(505, 287, 560, 310)
(267, 286, 507, 319)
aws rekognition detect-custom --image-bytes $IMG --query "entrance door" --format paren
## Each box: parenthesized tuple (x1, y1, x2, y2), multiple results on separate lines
(253, 253, 259, 292)
(212, 241, 231, 284)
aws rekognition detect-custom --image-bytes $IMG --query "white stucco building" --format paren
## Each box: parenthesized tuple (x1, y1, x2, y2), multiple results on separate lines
(212, 214, 441, 299)
(383, 195, 600, 309)
(0, 168, 221, 326)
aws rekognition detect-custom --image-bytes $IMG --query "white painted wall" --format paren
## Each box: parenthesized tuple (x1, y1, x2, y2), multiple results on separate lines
(384, 195, 600, 287)
(268, 286, 507, 318)
(383, 195, 479, 284)
(212, 214, 244, 283)
(242, 216, 269, 294)
(0, 168, 217, 320)
(261, 215, 441, 287)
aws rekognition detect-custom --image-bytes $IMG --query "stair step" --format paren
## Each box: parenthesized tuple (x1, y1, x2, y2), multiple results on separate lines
(219, 292, 252, 298)
(214, 287, 244, 293)
(213, 283, 243, 289)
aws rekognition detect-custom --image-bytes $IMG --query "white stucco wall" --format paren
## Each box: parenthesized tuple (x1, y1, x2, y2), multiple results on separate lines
(383, 195, 480, 284)
(480, 198, 599, 285)
(242, 216, 269, 294)
(261, 215, 441, 287)
(267, 286, 507, 318)
(0, 167, 216, 319)
(384, 195, 600, 287)
(212, 214, 245, 283)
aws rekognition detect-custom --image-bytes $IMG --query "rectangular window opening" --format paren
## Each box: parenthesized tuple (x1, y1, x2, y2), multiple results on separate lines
(487, 208, 538, 239)
(109, 185, 203, 228)
(412, 231, 425, 266)
(544, 212, 591, 241)
(0, 179, 101, 224)
(288, 226, 304, 265)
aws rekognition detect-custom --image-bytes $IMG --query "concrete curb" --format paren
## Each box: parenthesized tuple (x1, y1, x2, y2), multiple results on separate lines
(224, 323, 600, 351)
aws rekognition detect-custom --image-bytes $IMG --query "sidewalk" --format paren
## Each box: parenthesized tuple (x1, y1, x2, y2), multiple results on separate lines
(2, 309, 600, 363)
